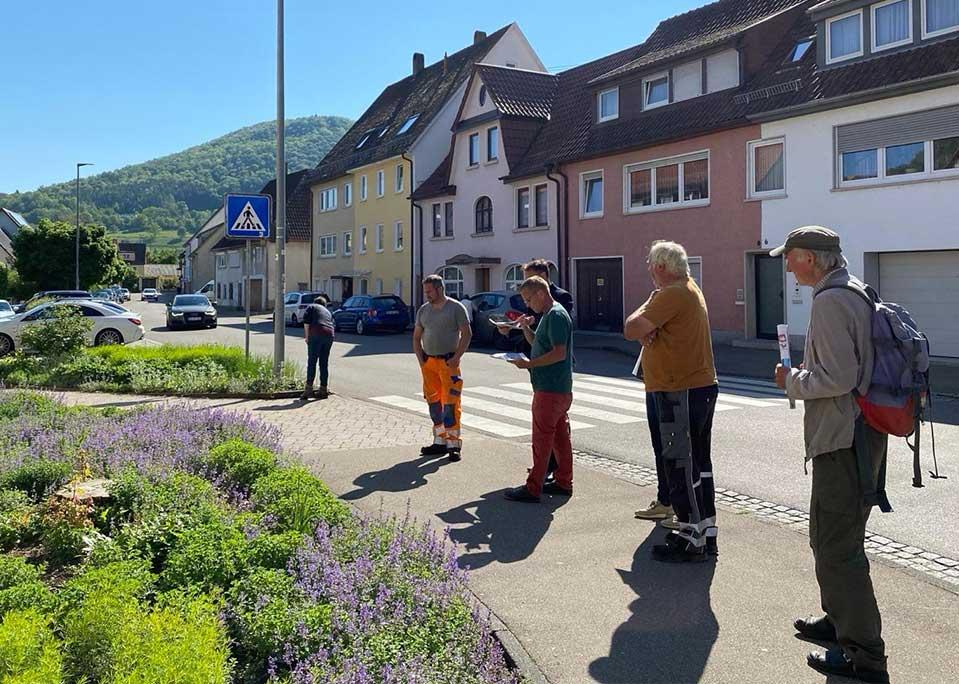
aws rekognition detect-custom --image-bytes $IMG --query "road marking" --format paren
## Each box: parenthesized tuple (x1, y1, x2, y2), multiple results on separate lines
(457, 395, 595, 431)
(469, 386, 644, 424)
(575, 375, 783, 407)
(370, 395, 530, 437)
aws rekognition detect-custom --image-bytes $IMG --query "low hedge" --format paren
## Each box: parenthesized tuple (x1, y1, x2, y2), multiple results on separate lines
(0, 392, 519, 684)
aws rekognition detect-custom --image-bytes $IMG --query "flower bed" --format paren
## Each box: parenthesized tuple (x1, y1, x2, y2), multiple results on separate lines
(0, 392, 518, 683)
(0, 344, 301, 396)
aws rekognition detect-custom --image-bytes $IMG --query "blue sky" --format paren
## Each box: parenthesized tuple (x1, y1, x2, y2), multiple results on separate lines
(3, 0, 704, 194)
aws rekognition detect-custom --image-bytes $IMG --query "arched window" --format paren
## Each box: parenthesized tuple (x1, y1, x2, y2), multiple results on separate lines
(475, 196, 492, 234)
(504, 264, 524, 291)
(438, 266, 464, 299)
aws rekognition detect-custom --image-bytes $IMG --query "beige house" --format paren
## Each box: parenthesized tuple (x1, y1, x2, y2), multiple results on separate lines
(181, 208, 223, 294)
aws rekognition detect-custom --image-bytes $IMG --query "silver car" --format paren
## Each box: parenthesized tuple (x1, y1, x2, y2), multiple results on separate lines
(469, 290, 528, 349)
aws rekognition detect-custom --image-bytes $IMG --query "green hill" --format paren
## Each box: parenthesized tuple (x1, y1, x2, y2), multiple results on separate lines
(0, 115, 352, 248)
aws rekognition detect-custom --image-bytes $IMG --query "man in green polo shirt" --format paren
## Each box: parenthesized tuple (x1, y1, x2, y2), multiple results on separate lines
(504, 276, 574, 503)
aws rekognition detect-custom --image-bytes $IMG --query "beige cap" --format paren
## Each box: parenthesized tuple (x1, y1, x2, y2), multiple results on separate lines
(769, 225, 842, 257)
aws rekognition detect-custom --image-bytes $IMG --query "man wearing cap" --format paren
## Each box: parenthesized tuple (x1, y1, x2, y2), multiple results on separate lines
(772, 226, 889, 683)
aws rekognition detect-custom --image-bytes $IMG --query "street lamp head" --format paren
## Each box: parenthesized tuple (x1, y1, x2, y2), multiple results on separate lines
(77, 162, 94, 168)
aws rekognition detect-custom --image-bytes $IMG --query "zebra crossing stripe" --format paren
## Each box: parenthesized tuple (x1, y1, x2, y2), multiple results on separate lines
(370, 395, 530, 437)
(573, 375, 642, 389)
(569, 381, 739, 412)
(502, 383, 648, 412)
(469, 386, 644, 424)
(575, 375, 781, 407)
(456, 395, 595, 431)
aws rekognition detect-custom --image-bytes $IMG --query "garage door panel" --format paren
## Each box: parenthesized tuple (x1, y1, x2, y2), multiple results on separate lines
(879, 251, 959, 358)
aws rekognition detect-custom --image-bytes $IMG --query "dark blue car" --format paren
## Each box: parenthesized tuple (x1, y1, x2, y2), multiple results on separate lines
(332, 295, 409, 335)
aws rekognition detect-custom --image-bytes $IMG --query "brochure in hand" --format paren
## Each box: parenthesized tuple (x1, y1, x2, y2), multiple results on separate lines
(492, 352, 529, 362)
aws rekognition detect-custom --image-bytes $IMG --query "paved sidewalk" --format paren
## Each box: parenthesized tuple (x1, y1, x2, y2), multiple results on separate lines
(59, 391, 959, 683)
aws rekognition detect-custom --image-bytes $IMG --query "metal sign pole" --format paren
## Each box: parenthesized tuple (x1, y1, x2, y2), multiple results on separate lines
(244, 242, 251, 360)
(273, 0, 286, 378)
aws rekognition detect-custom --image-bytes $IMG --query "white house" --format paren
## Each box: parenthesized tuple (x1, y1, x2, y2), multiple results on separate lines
(413, 62, 559, 298)
(744, 0, 959, 357)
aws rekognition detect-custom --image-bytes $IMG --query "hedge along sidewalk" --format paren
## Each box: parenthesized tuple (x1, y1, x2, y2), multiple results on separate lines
(53, 390, 959, 684)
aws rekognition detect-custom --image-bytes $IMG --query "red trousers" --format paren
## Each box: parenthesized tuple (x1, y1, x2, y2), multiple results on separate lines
(526, 391, 573, 496)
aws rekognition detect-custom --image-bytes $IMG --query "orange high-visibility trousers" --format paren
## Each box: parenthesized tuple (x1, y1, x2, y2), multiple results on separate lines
(420, 356, 463, 449)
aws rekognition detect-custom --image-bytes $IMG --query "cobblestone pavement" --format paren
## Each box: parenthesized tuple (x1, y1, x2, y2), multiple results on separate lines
(44, 389, 959, 594)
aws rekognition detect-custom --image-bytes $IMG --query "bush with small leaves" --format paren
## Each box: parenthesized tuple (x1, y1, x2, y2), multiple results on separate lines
(160, 519, 249, 592)
(205, 439, 278, 491)
(251, 466, 350, 534)
(0, 459, 72, 502)
(19, 304, 93, 358)
(246, 529, 306, 571)
(0, 557, 56, 620)
(0, 490, 33, 551)
(0, 609, 63, 682)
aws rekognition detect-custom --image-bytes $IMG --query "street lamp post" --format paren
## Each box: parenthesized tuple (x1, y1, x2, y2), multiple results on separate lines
(273, 0, 286, 378)
(75, 162, 93, 289)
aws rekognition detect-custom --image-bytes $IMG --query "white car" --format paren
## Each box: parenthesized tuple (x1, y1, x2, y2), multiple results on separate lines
(283, 291, 324, 326)
(141, 288, 159, 302)
(0, 300, 145, 357)
(0, 300, 14, 320)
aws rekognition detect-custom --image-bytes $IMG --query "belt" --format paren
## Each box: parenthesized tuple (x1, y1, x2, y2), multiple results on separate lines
(425, 352, 455, 360)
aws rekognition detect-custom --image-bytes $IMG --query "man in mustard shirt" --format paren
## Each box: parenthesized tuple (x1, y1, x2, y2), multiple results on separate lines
(625, 240, 719, 563)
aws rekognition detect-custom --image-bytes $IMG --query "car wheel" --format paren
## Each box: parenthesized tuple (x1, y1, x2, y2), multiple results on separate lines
(356, 319, 365, 335)
(0, 334, 13, 357)
(95, 329, 123, 346)
(291, 314, 298, 327)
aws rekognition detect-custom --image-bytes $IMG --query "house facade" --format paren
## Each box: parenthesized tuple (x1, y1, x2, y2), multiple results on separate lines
(416, 62, 558, 298)
(745, 0, 959, 356)
(351, 155, 410, 298)
(182, 208, 224, 294)
(310, 172, 356, 304)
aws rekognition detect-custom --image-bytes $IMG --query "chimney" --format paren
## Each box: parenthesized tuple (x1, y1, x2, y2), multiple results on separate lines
(473, 30, 487, 45)
(442, 52, 448, 75)
(412, 52, 425, 76)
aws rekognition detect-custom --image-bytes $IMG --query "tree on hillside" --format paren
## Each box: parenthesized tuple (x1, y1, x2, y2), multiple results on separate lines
(147, 247, 180, 264)
(13, 219, 132, 292)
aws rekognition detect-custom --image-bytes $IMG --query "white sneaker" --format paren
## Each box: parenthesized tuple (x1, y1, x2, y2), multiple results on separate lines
(634, 500, 674, 520)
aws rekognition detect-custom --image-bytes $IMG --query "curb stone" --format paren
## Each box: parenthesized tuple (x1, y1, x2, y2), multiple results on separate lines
(572, 448, 959, 597)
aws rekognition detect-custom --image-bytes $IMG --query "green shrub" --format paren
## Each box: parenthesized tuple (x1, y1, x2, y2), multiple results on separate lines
(107, 594, 232, 684)
(226, 568, 331, 682)
(246, 530, 306, 570)
(53, 353, 115, 386)
(251, 466, 350, 534)
(0, 557, 55, 619)
(0, 609, 63, 683)
(0, 460, 71, 502)
(160, 519, 248, 592)
(101, 467, 149, 533)
(0, 490, 33, 551)
(0, 391, 65, 421)
(31, 498, 95, 566)
(58, 560, 155, 611)
(19, 305, 93, 358)
(206, 439, 277, 490)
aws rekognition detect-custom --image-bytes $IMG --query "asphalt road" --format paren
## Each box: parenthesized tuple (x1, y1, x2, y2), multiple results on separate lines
(134, 298, 959, 560)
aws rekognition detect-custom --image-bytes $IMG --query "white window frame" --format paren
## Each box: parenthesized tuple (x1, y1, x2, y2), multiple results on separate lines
(344, 182, 353, 207)
(359, 175, 368, 201)
(396, 114, 419, 135)
(598, 87, 619, 122)
(642, 72, 670, 110)
(431, 203, 443, 238)
(375, 223, 384, 252)
(871, 0, 913, 53)
(826, 9, 865, 64)
(359, 225, 368, 253)
(534, 183, 549, 227)
(622, 150, 711, 214)
(688, 256, 703, 289)
(503, 263, 525, 291)
(516, 186, 531, 229)
(376, 170, 385, 197)
(395, 164, 404, 193)
(468, 133, 480, 166)
(375, 278, 383, 295)
(922, 0, 959, 38)
(393, 221, 403, 251)
(438, 266, 465, 299)
(319, 234, 337, 258)
(216, 254, 227, 269)
(487, 126, 499, 162)
(746, 138, 787, 199)
(393, 278, 403, 296)
(342, 231, 352, 256)
(580, 170, 605, 219)
(836, 137, 959, 188)
(319, 186, 337, 212)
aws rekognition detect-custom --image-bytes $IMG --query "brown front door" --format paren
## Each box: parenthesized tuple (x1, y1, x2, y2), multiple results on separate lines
(250, 279, 263, 312)
(576, 258, 623, 332)
(475, 268, 490, 294)
(341, 277, 354, 301)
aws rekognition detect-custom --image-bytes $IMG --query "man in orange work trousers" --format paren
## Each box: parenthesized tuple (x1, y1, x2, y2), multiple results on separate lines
(413, 274, 472, 461)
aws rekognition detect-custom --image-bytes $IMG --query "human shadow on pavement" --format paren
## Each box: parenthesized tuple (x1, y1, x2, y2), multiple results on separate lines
(339, 453, 452, 501)
(589, 530, 717, 684)
(436, 489, 569, 571)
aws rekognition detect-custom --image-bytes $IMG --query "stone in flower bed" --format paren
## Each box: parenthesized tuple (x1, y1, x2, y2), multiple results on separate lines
(0, 391, 519, 684)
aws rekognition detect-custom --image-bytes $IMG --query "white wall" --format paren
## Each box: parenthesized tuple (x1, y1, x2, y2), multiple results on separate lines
(461, 73, 499, 119)
(760, 85, 959, 334)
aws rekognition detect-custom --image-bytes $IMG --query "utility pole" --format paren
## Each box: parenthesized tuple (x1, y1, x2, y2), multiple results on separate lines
(273, 0, 286, 377)
(75, 162, 93, 289)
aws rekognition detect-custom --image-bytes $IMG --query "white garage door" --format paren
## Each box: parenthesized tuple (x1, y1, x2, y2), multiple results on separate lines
(879, 251, 959, 358)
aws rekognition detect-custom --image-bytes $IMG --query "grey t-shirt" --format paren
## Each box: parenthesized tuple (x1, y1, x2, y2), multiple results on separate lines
(415, 299, 468, 356)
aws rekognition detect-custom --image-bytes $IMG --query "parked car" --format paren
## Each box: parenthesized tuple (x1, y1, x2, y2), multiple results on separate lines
(332, 295, 410, 335)
(0, 300, 144, 357)
(16, 290, 93, 313)
(166, 294, 217, 329)
(141, 288, 159, 302)
(283, 291, 328, 326)
(119, 288, 131, 302)
(470, 290, 528, 349)
(0, 300, 14, 320)
(92, 289, 114, 302)
(194, 280, 217, 305)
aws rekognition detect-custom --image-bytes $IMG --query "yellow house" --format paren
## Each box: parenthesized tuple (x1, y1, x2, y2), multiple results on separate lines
(289, 23, 545, 306)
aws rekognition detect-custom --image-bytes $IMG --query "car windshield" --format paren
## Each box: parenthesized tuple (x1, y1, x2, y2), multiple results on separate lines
(174, 295, 209, 306)
(0, 302, 11, 313)
(99, 302, 126, 313)
(372, 297, 401, 310)
(144, 289, 157, 293)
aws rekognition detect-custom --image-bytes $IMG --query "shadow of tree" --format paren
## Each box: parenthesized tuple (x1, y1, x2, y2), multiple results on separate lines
(437, 489, 569, 571)
(589, 531, 717, 684)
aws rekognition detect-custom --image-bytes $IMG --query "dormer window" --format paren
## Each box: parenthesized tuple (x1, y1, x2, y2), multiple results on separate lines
(826, 10, 864, 64)
(356, 130, 377, 149)
(923, 0, 959, 38)
(396, 114, 419, 135)
(643, 74, 669, 109)
(598, 87, 619, 122)
(788, 39, 814, 62)
(872, 0, 912, 52)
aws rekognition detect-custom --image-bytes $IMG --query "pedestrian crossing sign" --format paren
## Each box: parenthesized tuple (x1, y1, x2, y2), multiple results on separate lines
(225, 193, 271, 239)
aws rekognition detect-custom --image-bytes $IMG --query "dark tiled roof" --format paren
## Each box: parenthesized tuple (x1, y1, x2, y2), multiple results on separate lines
(259, 168, 311, 242)
(306, 25, 511, 187)
(590, 0, 808, 85)
(411, 152, 455, 201)
(741, 13, 959, 116)
(211, 236, 247, 252)
(475, 64, 559, 119)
